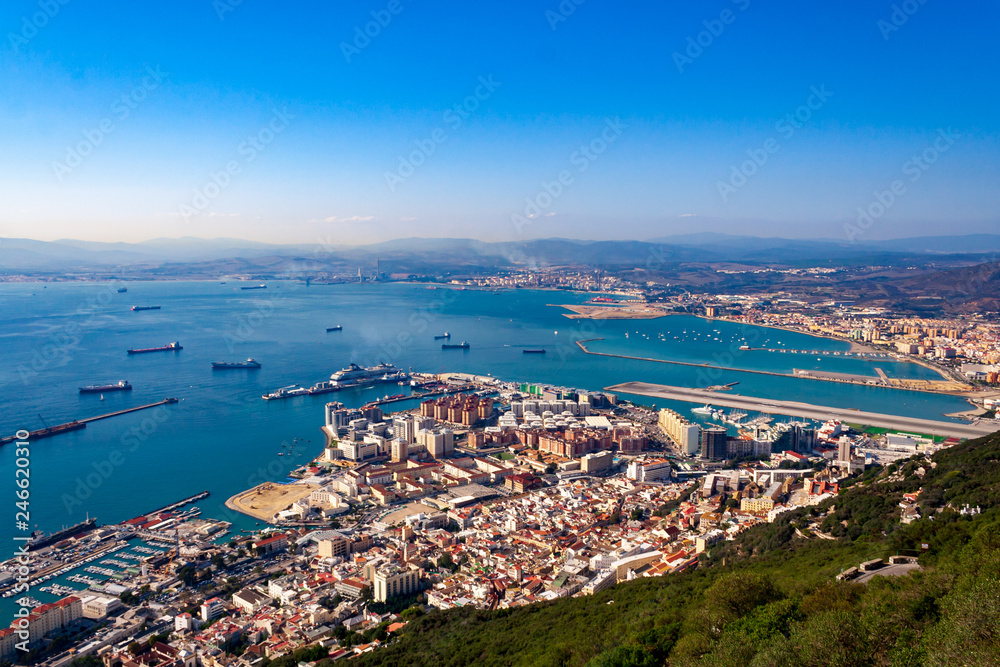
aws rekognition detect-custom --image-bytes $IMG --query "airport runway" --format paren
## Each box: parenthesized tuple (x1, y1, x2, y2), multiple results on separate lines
(605, 381, 999, 439)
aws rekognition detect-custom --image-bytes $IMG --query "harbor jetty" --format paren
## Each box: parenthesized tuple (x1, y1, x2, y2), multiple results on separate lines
(0, 397, 180, 445)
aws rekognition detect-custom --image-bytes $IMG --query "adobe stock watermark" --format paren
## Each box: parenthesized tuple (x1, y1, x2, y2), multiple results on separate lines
(16, 280, 125, 385)
(341, 0, 410, 63)
(52, 65, 168, 182)
(844, 128, 958, 242)
(717, 85, 833, 203)
(673, 0, 751, 74)
(60, 405, 171, 514)
(384, 75, 501, 192)
(6, 0, 70, 54)
(511, 117, 627, 234)
(545, 0, 586, 30)
(878, 0, 930, 41)
(213, 0, 244, 21)
(178, 107, 294, 220)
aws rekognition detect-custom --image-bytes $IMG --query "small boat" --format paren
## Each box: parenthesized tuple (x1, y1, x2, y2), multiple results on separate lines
(523, 349, 546, 354)
(434, 333, 451, 340)
(326, 325, 343, 332)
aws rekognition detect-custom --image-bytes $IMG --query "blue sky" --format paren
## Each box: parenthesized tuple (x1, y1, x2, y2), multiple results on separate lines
(1, 0, 997, 244)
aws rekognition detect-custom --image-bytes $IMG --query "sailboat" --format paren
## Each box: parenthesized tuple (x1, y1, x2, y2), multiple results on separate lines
(100, 394, 105, 401)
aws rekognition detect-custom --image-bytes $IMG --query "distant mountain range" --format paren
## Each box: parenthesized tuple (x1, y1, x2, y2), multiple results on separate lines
(2, 233, 999, 273)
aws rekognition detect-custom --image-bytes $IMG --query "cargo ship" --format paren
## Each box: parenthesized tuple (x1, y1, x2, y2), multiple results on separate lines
(127, 342, 182, 354)
(26, 517, 97, 551)
(522, 349, 546, 354)
(434, 333, 451, 340)
(240, 283, 267, 290)
(212, 358, 261, 369)
(442, 341, 470, 349)
(131, 305, 161, 311)
(117, 287, 127, 293)
(0, 421, 86, 445)
(326, 325, 343, 332)
(80, 380, 132, 393)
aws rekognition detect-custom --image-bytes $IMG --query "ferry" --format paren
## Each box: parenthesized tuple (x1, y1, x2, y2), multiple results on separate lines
(212, 358, 261, 369)
(80, 380, 132, 393)
(130, 305, 161, 311)
(442, 341, 470, 349)
(127, 342, 182, 354)
(262, 385, 309, 400)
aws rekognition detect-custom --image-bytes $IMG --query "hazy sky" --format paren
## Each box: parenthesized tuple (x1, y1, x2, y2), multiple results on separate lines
(1, 1, 997, 244)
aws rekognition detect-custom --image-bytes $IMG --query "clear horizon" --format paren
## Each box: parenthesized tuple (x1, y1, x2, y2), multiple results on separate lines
(1, 1, 997, 244)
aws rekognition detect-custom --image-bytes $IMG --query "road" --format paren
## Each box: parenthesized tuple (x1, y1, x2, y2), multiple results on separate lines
(854, 562, 922, 583)
(605, 381, 999, 439)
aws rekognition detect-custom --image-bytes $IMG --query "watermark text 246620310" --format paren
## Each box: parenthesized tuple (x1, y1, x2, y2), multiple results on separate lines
(11, 429, 34, 653)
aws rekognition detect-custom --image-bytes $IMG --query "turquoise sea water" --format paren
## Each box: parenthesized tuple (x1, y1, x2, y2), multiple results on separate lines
(0, 281, 972, 621)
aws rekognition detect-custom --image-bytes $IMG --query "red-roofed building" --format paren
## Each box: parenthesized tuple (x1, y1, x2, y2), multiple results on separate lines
(253, 533, 288, 556)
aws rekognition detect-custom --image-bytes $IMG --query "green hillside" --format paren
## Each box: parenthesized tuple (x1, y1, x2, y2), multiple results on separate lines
(358, 430, 1000, 667)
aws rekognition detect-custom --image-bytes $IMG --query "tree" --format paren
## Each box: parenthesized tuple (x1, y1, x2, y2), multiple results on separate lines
(545, 463, 558, 475)
(630, 507, 644, 522)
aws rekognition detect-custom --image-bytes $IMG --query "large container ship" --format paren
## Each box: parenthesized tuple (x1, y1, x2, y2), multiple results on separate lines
(79, 380, 132, 393)
(212, 358, 261, 369)
(127, 341, 182, 355)
(26, 517, 98, 551)
(131, 305, 161, 311)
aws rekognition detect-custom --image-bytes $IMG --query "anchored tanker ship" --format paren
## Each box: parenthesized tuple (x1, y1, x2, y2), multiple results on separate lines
(127, 341, 182, 354)
(79, 380, 132, 393)
(212, 358, 261, 369)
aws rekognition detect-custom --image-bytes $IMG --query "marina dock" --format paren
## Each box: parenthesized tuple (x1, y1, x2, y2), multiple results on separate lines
(0, 398, 180, 445)
(605, 381, 999, 439)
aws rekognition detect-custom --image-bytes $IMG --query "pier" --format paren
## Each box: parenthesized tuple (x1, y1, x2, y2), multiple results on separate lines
(604, 381, 999, 439)
(0, 398, 179, 445)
